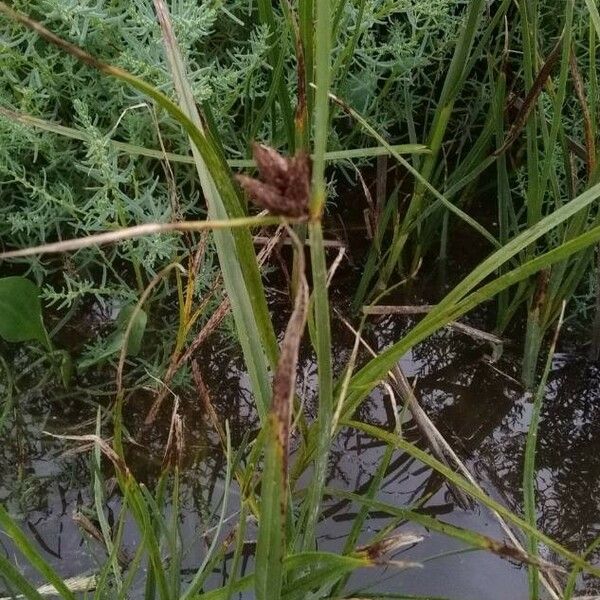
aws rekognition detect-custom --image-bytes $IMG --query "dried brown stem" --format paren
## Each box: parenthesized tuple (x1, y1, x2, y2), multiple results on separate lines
(569, 48, 597, 177)
(494, 36, 563, 157)
(270, 226, 309, 479)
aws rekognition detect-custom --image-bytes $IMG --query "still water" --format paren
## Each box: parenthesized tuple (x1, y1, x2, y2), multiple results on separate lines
(1, 278, 599, 599)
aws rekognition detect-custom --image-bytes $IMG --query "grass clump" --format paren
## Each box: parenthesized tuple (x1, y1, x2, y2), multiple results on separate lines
(0, 1, 599, 599)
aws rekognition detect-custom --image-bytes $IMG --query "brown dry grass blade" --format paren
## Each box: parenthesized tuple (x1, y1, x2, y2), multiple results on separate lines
(145, 293, 228, 425)
(356, 532, 423, 563)
(72, 512, 130, 568)
(494, 36, 563, 157)
(162, 396, 184, 470)
(363, 304, 504, 345)
(282, 0, 308, 140)
(44, 432, 130, 476)
(145, 227, 286, 425)
(482, 536, 566, 574)
(0, 217, 289, 260)
(191, 360, 228, 447)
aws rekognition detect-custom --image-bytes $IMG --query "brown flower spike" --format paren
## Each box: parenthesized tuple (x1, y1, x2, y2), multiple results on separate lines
(235, 143, 311, 218)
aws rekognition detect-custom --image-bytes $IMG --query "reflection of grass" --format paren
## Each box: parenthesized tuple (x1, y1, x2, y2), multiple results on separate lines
(0, 1, 600, 599)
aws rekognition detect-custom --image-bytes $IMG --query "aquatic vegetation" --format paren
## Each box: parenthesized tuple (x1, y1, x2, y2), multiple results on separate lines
(0, 1, 599, 599)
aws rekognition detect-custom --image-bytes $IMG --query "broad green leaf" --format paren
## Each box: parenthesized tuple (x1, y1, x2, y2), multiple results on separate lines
(58, 350, 73, 388)
(79, 305, 147, 369)
(0, 276, 48, 347)
(115, 306, 147, 356)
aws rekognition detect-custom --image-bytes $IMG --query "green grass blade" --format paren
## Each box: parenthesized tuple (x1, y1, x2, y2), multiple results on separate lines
(151, 0, 277, 416)
(299, 0, 334, 553)
(327, 488, 556, 571)
(255, 0, 295, 147)
(523, 308, 564, 598)
(0, 553, 45, 600)
(281, 562, 366, 599)
(585, 0, 600, 37)
(224, 503, 248, 600)
(168, 471, 182, 598)
(536, 2, 574, 213)
(0, 505, 76, 600)
(93, 408, 122, 592)
(124, 482, 170, 600)
(182, 424, 233, 599)
(199, 553, 370, 600)
(344, 187, 600, 415)
(110, 401, 170, 600)
(564, 535, 600, 600)
(402, 0, 486, 259)
(329, 443, 395, 597)
(255, 415, 286, 600)
(340, 594, 452, 600)
(341, 420, 600, 578)
(0, 108, 427, 165)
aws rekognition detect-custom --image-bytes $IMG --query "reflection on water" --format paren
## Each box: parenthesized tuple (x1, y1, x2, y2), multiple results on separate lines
(1, 295, 599, 598)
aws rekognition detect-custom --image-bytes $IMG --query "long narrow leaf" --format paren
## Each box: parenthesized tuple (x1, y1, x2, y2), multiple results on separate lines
(523, 307, 565, 598)
(152, 0, 277, 417)
(327, 488, 563, 573)
(199, 553, 371, 600)
(0, 107, 428, 165)
(345, 182, 600, 412)
(340, 420, 600, 578)
(0, 506, 76, 600)
(0, 553, 45, 600)
(300, 0, 334, 553)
